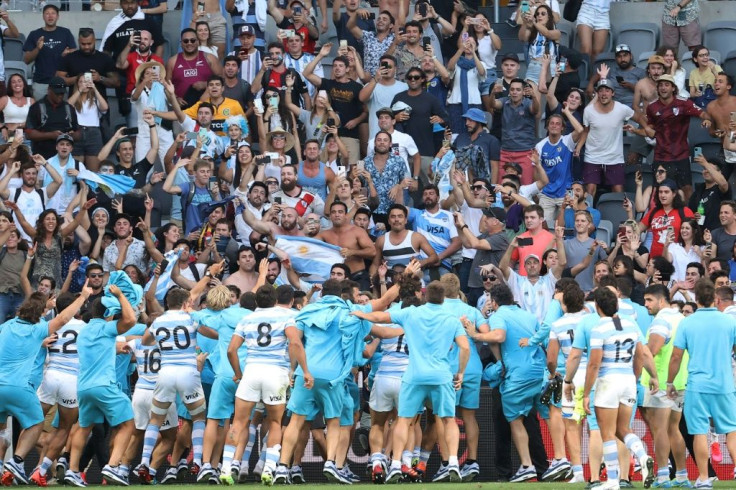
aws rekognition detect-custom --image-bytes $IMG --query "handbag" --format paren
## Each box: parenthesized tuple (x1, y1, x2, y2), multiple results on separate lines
(563, 0, 583, 23)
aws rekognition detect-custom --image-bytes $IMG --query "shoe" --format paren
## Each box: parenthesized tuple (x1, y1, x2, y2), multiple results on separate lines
(400, 464, 421, 482)
(29, 468, 47, 487)
(694, 479, 713, 489)
(540, 377, 558, 405)
(586, 481, 603, 489)
(342, 465, 360, 483)
(640, 456, 655, 489)
(261, 468, 274, 486)
(197, 465, 215, 483)
(431, 464, 449, 482)
(509, 465, 537, 483)
(4, 459, 29, 485)
(323, 462, 350, 484)
(253, 460, 265, 477)
(385, 466, 402, 484)
(229, 462, 240, 481)
(460, 462, 480, 482)
(273, 466, 290, 485)
(620, 480, 635, 488)
(238, 465, 250, 484)
(710, 442, 722, 463)
(371, 464, 385, 484)
(56, 458, 68, 483)
(209, 474, 220, 485)
(289, 466, 304, 484)
(190, 462, 201, 477)
(218, 473, 234, 486)
(64, 471, 87, 488)
(447, 464, 461, 483)
(542, 459, 571, 482)
(101, 465, 129, 486)
(673, 480, 694, 488)
(176, 461, 189, 480)
(137, 464, 154, 485)
(160, 468, 178, 485)
(569, 474, 587, 483)
(414, 461, 426, 479)
(553, 374, 563, 403)
(653, 481, 674, 488)
(599, 482, 621, 490)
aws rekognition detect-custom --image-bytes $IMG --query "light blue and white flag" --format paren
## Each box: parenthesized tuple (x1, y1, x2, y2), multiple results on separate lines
(143, 248, 183, 303)
(77, 169, 136, 198)
(274, 235, 343, 283)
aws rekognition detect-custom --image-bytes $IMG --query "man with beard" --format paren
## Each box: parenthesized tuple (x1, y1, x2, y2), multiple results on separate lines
(347, 10, 398, 77)
(627, 55, 666, 165)
(163, 159, 218, 234)
(234, 182, 270, 245)
(222, 55, 253, 115)
(100, 0, 164, 61)
(115, 29, 164, 100)
(40, 134, 84, 215)
(707, 73, 736, 165)
(297, 140, 335, 201)
(165, 28, 220, 107)
(366, 108, 419, 179)
(314, 201, 376, 290)
(252, 43, 309, 109)
(361, 58, 408, 140)
(282, 32, 322, 99)
(57, 29, 119, 97)
(453, 109, 501, 184)
(0, 158, 63, 242)
(270, 165, 325, 217)
(371, 204, 438, 277)
(364, 131, 413, 223)
(224, 246, 259, 294)
(586, 44, 645, 109)
(227, 26, 261, 86)
(25, 78, 81, 159)
(243, 204, 304, 244)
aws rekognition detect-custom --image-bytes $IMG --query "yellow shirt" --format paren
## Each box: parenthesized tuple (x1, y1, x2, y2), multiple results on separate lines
(688, 64, 722, 90)
(184, 97, 246, 135)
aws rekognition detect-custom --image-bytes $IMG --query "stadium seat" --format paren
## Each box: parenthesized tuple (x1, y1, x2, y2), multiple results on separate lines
(637, 50, 655, 67)
(703, 22, 736, 66)
(681, 50, 721, 79)
(723, 50, 736, 78)
(596, 192, 636, 228)
(614, 23, 658, 63)
(597, 219, 614, 247)
(558, 22, 573, 48)
(2, 37, 24, 62)
(591, 52, 615, 77)
(4, 60, 30, 79)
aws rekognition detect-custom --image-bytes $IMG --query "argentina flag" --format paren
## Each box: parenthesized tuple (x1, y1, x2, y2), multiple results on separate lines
(143, 248, 183, 302)
(77, 169, 136, 197)
(273, 235, 344, 283)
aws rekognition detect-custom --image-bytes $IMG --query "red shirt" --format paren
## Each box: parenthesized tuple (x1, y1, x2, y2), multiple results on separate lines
(641, 206, 695, 257)
(510, 228, 555, 276)
(124, 52, 164, 94)
(278, 21, 316, 54)
(646, 97, 702, 162)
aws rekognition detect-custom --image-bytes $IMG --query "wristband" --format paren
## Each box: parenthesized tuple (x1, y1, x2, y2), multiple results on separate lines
(563, 379, 572, 384)
(148, 124, 156, 128)
(461, 224, 469, 230)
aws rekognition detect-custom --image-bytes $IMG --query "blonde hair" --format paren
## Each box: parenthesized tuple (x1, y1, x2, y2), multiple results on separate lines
(206, 285, 231, 312)
(439, 274, 461, 299)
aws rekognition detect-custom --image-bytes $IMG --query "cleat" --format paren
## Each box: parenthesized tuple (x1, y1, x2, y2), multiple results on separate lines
(190, 463, 201, 477)
(63, 471, 87, 488)
(431, 464, 449, 482)
(653, 481, 674, 488)
(197, 466, 215, 483)
(4, 460, 28, 485)
(323, 462, 350, 484)
(509, 465, 537, 483)
(641, 456, 655, 489)
(55, 459, 68, 483)
(694, 480, 713, 489)
(342, 466, 360, 483)
(289, 465, 304, 484)
(460, 462, 480, 482)
(620, 481, 634, 488)
(542, 459, 572, 482)
(176, 461, 189, 480)
(273, 466, 289, 485)
(160, 468, 178, 485)
(101, 465, 129, 486)
(229, 462, 240, 482)
(1, 471, 14, 487)
(218, 474, 234, 486)
(569, 474, 587, 483)
(238, 466, 250, 484)
(553, 374, 563, 404)
(447, 464, 461, 483)
(400, 465, 420, 482)
(673, 480, 694, 488)
(261, 469, 274, 486)
(710, 442, 722, 463)
(385, 467, 402, 484)
(586, 482, 603, 489)
(137, 464, 154, 485)
(30, 468, 47, 487)
(540, 376, 558, 405)
(253, 460, 265, 477)
(371, 464, 385, 484)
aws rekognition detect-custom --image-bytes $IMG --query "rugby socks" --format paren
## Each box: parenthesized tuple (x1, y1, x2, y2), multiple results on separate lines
(401, 450, 412, 467)
(413, 447, 420, 460)
(657, 468, 669, 483)
(573, 464, 584, 480)
(676, 469, 688, 482)
(448, 456, 458, 467)
(192, 420, 205, 466)
(623, 433, 647, 461)
(603, 440, 620, 483)
(120, 465, 129, 476)
(242, 424, 257, 468)
(39, 457, 53, 477)
(264, 446, 280, 472)
(221, 444, 236, 475)
(419, 449, 431, 465)
(390, 459, 401, 470)
(141, 424, 160, 466)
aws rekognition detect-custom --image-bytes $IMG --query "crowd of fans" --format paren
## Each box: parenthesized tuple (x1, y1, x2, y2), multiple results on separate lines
(1, 0, 736, 487)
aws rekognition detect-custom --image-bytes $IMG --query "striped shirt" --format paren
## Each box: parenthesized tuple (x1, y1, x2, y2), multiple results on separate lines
(376, 329, 410, 379)
(149, 310, 199, 370)
(382, 230, 418, 268)
(234, 306, 296, 369)
(408, 208, 458, 270)
(509, 271, 557, 323)
(283, 52, 322, 98)
(590, 316, 643, 377)
(128, 338, 161, 391)
(46, 318, 86, 375)
(549, 311, 589, 375)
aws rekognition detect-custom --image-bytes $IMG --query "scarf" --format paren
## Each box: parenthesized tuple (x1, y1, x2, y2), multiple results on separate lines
(43, 154, 78, 198)
(146, 81, 168, 126)
(101, 8, 146, 49)
(457, 56, 477, 114)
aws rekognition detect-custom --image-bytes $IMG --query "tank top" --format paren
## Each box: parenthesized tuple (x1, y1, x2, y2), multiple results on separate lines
(171, 52, 214, 98)
(3, 97, 31, 124)
(383, 230, 418, 268)
(297, 161, 327, 201)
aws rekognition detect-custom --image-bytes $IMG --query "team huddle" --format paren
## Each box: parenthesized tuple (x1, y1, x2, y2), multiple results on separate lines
(1, 256, 736, 490)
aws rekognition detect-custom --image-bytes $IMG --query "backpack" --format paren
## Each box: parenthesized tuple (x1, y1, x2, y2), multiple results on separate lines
(454, 144, 490, 181)
(39, 100, 73, 128)
(181, 180, 216, 229)
(13, 187, 46, 212)
(188, 262, 201, 282)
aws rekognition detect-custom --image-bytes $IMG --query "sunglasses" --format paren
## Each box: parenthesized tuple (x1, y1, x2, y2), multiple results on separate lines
(272, 134, 286, 140)
(471, 185, 487, 191)
(656, 169, 666, 174)
(88, 273, 104, 278)
(266, 180, 279, 185)
(182, 38, 198, 44)
(406, 75, 423, 81)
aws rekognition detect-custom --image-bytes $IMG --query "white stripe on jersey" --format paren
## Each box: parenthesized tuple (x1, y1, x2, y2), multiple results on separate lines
(234, 306, 295, 369)
(46, 318, 86, 375)
(549, 311, 588, 371)
(590, 316, 642, 377)
(376, 328, 409, 379)
(149, 310, 199, 369)
(129, 338, 162, 391)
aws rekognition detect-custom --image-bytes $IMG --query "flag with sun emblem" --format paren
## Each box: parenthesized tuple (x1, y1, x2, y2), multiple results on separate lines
(274, 235, 343, 283)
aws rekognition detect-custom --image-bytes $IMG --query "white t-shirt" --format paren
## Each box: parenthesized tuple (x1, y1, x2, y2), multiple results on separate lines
(12, 187, 50, 242)
(367, 81, 409, 140)
(181, 116, 218, 158)
(447, 65, 483, 106)
(460, 201, 483, 259)
(477, 35, 498, 71)
(507, 270, 557, 323)
(366, 129, 419, 176)
(582, 101, 634, 165)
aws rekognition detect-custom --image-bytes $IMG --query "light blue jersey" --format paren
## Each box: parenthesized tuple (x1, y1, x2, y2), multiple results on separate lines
(193, 306, 252, 378)
(389, 303, 465, 385)
(491, 305, 546, 380)
(549, 311, 589, 376)
(590, 316, 642, 377)
(77, 319, 120, 391)
(235, 306, 296, 369)
(407, 207, 458, 270)
(46, 318, 86, 375)
(674, 307, 736, 394)
(376, 331, 409, 378)
(0, 318, 49, 387)
(129, 338, 161, 391)
(149, 310, 199, 370)
(445, 298, 488, 378)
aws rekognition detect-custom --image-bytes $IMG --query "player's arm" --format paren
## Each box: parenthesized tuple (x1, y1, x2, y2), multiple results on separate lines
(111, 285, 137, 334)
(666, 347, 685, 390)
(369, 324, 404, 339)
(647, 332, 666, 357)
(583, 346, 602, 400)
(285, 326, 312, 388)
(564, 347, 582, 382)
(462, 316, 506, 343)
(141, 328, 156, 346)
(546, 337, 560, 375)
(197, 325, 219, 339)
(635, 342, 657, 390)
(454, 333, 470, 389)
(48, 280, 93, 334)
(227, 332, 246, 382)
(351, 310, 392, 323)
(363, 337, 380, 359)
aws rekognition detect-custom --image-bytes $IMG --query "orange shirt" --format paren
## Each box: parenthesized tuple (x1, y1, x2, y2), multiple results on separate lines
(510, 228, 555, 276)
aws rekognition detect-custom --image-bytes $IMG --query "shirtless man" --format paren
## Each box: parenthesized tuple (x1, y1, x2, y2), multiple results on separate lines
(243, 205, 304, 244)
(707, 73, 736, 165)
(224, 246, 259, 294)
(190, 0, 227, 58)
(370, 203, 438, 280)
(315, 200, 376, 290)
(628, 55, 665, 165)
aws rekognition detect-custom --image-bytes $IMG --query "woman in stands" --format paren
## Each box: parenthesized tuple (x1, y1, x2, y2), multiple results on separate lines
(284, 78, 340, 147)
(195, 21, 219, 58)
(663, 218, 706, 281)
(688, 45, 722, 99)
(68, 75, 108, 172)
(447, 34, 487, 136)
(657, 45, 689, 99)
(519, 4, 560, 93)
(545, 82, 585, 133)
(634, 163, 685, 215)
(461, 12, 502, 118)
(0, 74, 34, 145)
(608, 219, 649, 281)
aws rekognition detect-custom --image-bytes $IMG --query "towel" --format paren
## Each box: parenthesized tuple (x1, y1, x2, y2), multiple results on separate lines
(102, 271, 143, 318)
(101, 8, 146, 49)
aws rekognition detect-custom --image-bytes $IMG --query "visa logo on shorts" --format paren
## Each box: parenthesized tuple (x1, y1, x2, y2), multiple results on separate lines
(185, 394, 198, 401)
(62, 398, 77, 405)
(269, 395, 283, 402)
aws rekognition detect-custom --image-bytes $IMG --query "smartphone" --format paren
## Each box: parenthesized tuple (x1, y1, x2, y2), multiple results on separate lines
(442, 138, 451, 148)
(618, 225, 627, 240)
(336, 165, 347, 178)
(520, 0, 529, 13)
(84, 72, 93, 83)
(326, 117, 336, 127)
(339, 40, 348, 48)
(123, 127, 139, 136)
(268, 152, 280, 160)
(357, 160, 365, 172)
(391, 143, 399, 155)
(269, 96, 279, 108)
(616, 75, 624, 83)
(185, 131, 198, 140)
(564, 228, 575, 238)
(274, 196, 282, 204)
(558, 57, 567, 71)
(253, 99, 264, 113)
(517, 237, 533, 247)
(367, 12, 375, 19)
(133, 29, 141, 39)
(280, 29, 295, 38)
(461, 32, 469, 43)
(566, 188, 574, 200)
(208, 176, 218, 193)
(381, 61, 390, 70)
(261, 154, 271, 163)
(418, 2, 427, 17)
(205, 236, 212, 245)
(731, 111, 736, 123)
(159, 259, 169, 271)
(694, 146, 703, 159)
(293, 5, 301, 13)
(196, 1, 204, 11)
(422, 36, 431, 49)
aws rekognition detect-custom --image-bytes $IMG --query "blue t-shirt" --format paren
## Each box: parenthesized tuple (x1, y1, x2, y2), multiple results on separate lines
(0, 318, 49, 387)
(490, 305, 545, 380)
(390, 303, 465, 385)
(444, 298, 488, 378)
(78, 318, 120, 391)
(536, 134, 575, 199)
(674, 307, 736, 394)
(178, 180, 213, 235)
(23, 27, 77, 83)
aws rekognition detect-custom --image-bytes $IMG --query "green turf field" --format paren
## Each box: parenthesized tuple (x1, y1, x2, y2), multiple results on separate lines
(110, 483, 735, 490)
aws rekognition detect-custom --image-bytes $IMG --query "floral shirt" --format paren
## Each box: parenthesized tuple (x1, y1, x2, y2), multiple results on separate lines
(394, 43, 423, 83)
(102, 238, 149, 273)
(365, 154, 407, 214)
(361, 31, 396, 76)
(663, 0, 698, 26)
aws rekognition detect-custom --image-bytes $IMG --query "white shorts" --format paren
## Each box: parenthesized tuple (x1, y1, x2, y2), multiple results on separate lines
(369, 375, 402, 412)
(576, 2, 610, 31)
(561, 370, 586, 410)
(37, 370, 78, 408)
(132, 388, 179, 431)
(235, 364, 289, 405)
(641, 388, 682, 412)
(594, 374, 637, 409)
(153, 366, 205, 405)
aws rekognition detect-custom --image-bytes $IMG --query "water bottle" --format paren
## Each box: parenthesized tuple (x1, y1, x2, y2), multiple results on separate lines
(697, 202, 705, 226)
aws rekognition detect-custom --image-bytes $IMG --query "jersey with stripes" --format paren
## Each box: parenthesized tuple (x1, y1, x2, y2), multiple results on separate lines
(128, 338, 162, 390)
(376, 329, 410, 378)
(590, 316, 643, 377)
(408, 208, 458, 270)
(549, 311, 588, 375)
(149, 310, 199, 369)
(46, 318, 86, 375)
(234, 306, 296, 369)
(382, 230, 418, 268)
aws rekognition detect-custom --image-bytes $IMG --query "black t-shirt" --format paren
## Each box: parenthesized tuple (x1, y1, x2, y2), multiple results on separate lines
(688, 182, 731, 232)
(102, 17, 164, 60)
(223, 79, 253, 113)
(23, 27, 77, 84)
(261, 67, 308, 108)
(318, 78, 364, 139)
(25, 97, 79, 158)
(56, 50, 117, 97)
(116, 158, 154, 222)
(391, 90, 449, 157)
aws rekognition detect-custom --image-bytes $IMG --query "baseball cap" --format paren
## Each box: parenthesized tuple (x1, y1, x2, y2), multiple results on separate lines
(501, 53, 520, 64)
(462, 108, 487, 125)
(615, 43, 631, 54)
(49, 76, 66, 94)
(525, 254, 541, 263)
(657, 74, 677, 86)
(238, 25, 256, 36)
(648, 55, 666, 66)
(659, 178, 678, 191)
(56, 133, 74, 145)
(375, 107, 394, 118)
(596, 78, 614, 91)
(483, 207, 507, 222)
(503, 162, 522, 174)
